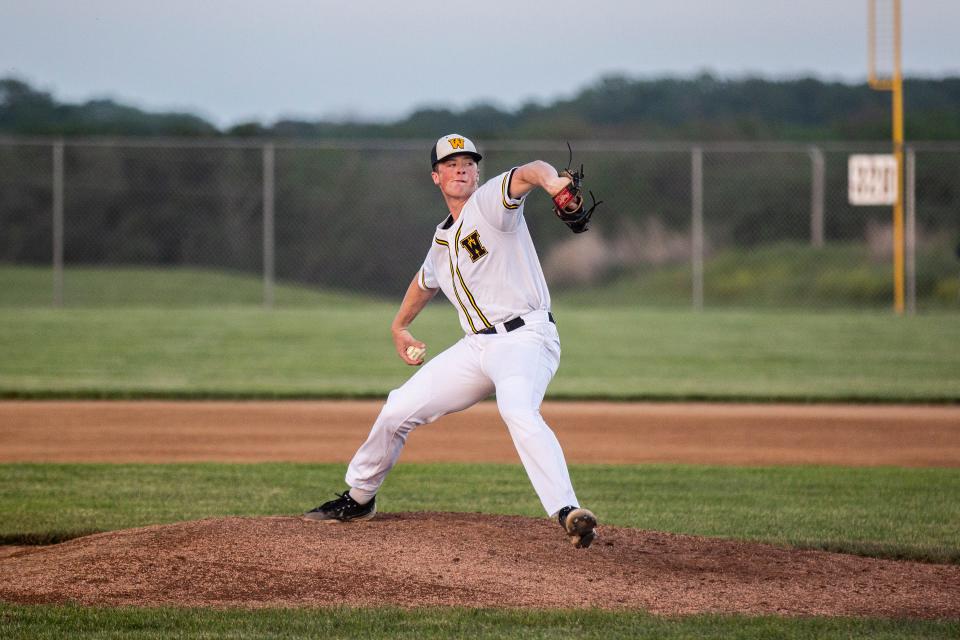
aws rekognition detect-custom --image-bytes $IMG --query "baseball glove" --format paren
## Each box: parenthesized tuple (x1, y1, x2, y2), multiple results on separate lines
(551, 143, 603, 234)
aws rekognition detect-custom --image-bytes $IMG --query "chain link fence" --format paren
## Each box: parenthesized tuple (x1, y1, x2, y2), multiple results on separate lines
(0, 137, 957, 311)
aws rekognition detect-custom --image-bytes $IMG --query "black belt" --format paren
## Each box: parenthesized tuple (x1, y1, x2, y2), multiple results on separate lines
(478, 312, 555, 335)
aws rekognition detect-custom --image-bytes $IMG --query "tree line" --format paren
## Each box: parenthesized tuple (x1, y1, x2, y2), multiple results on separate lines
(2, 73, 959, 140)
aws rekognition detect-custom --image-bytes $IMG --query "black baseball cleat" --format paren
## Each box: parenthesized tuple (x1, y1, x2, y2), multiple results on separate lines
(558, 505, 597, 548)
(304, 491, 377, 523)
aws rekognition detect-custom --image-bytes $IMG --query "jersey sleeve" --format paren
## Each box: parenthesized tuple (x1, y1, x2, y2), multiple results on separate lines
(417, 248, 439, 291)
(474, 168, 526, 232)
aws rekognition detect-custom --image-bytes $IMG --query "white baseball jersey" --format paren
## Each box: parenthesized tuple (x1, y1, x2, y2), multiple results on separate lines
(417, 168, 551, 334)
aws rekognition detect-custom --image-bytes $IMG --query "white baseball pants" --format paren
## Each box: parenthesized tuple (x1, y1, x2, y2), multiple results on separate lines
(344, 313, 579, 516)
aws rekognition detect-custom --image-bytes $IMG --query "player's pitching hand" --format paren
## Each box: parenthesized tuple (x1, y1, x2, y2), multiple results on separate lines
(404, 344, 426, 364)
(393, 329, 426, 366)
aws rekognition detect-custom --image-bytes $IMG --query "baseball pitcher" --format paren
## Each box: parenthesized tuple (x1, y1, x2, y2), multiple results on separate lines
(305, 134, 601, 548)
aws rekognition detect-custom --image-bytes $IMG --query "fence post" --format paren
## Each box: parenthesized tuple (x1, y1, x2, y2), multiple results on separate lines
(691, 146, 704, 311)
(52, 140, 64, 308)
(262, 143, 275, 309)
(905, 146, 916, 315)
(809, 146, 825, 248)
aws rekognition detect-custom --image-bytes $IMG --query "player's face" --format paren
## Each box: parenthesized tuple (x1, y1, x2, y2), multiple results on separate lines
(432, 155, 480, 199)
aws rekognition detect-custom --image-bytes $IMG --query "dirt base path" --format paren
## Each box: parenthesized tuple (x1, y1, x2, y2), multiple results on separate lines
(1, 400, 958, 466)
(1, 514, 958, 617)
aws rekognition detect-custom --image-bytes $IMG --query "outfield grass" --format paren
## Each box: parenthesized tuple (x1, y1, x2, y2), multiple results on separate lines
(556, 242, 960, 310)
(2, 463, 958, 564)
(1, 306, 958, 401)
(0, 265, 383, 308)
(3, 604, 957, 640)
(2, 264, 958, 401)
(4, 247, 959, 310)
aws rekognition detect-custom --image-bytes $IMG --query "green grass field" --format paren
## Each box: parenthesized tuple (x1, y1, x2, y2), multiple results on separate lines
(558, 243, 960, 310)
(3, 246, 959, 310)
(2, 463, 959, 638)
(1, 306, 957, 401)
(0, 265, 384, 308)
(3, 604, 957, 640)
(2, 266, 958, 401)
(2, 265, 958, 637)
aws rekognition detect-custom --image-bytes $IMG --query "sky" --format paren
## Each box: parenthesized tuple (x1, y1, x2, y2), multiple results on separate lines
(2, 1, 958, 127)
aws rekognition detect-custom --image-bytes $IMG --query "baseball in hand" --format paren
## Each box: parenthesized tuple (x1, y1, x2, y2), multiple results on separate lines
(405, 345, 426, 361)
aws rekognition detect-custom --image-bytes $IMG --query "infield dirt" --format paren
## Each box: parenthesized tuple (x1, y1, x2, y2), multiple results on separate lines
(1, 400, 958, 466)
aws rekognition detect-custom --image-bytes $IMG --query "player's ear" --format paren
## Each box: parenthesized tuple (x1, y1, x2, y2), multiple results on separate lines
(431, 171, 441, 187)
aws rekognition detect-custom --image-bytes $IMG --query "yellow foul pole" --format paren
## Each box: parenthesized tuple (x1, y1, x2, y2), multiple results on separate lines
(891, 0, 905, 314)
(868, 0, 905, 314)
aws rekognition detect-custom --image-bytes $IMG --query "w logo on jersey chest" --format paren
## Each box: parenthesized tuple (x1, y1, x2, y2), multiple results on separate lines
(460, 230, 488, 262)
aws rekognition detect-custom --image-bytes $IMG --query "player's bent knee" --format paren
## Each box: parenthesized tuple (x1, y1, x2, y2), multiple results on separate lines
(375, 388, 435, 434)
(382, 387, 420, 415)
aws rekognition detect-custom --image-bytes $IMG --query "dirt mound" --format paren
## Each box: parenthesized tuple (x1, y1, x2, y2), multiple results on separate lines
(1, 513, 958, 617)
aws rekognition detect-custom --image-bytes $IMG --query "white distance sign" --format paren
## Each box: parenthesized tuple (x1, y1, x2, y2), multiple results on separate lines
(848, 154, 898, 206)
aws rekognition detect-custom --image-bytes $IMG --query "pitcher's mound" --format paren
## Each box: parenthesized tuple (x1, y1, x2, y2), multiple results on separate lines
(1, 513, 957, 617)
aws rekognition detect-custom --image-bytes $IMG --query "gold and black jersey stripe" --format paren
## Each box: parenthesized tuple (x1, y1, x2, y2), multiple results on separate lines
(434, 231, 493, 333)
(435, 235, 482, 333)
(501, 168, 520, 210)
(454, 223, 492, 330)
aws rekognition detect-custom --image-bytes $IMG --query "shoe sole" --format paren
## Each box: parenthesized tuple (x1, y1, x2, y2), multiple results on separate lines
(564, 508, 598, 549)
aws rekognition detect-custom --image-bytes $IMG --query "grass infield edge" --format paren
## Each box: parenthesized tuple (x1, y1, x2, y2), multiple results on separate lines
(0, 603, 958, 639)
(2, 389, 958, 404)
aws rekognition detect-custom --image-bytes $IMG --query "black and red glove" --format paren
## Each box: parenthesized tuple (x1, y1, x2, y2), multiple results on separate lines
(551, 145, 603, 234)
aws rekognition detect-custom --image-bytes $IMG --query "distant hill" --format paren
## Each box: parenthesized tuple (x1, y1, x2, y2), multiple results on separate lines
(2, 73, 959, 140)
